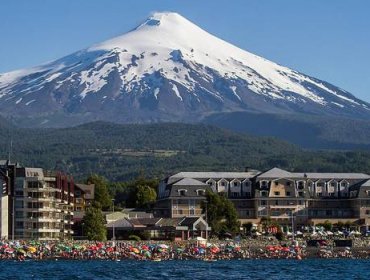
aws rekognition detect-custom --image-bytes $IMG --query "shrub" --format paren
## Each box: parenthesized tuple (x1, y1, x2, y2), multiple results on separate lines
(128, 235, 141, 242)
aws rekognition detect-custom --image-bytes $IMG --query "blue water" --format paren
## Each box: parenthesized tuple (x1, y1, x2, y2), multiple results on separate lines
(0, 259, 368, 279)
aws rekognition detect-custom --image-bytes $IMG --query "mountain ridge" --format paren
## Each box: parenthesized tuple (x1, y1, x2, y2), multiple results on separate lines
(0, 12, 369, 128)
(2, 121, 370, 181)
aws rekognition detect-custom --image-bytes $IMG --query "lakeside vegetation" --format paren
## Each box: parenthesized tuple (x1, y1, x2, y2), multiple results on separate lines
(1, 121, 370, 181)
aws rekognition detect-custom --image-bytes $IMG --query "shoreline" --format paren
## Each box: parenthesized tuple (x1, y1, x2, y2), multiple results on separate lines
(0, 240, 368, 261)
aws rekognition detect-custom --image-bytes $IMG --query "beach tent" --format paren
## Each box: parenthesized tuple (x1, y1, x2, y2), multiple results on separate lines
(196, 236, 206, 241)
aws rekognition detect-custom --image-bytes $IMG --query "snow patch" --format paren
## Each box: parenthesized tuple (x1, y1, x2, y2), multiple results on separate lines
(171, 84, 183, 101)
(230, 86, 241, 101)
(25, 99, 36, 106)
(154, 88, 160, 99)
(331, 102, 344, 108)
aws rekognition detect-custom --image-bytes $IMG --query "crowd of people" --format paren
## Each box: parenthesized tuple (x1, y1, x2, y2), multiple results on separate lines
(0, 237, 368, 261)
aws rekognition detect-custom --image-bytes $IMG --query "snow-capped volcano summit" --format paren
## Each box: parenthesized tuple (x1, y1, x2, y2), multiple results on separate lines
(0, 12, 369, 127)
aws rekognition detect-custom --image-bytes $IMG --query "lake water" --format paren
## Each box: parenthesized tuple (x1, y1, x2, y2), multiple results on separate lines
(0, 259, 368, 279)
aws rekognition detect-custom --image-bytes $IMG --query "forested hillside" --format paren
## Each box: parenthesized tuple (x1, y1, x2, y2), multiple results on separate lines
(1, 122, 370, 181)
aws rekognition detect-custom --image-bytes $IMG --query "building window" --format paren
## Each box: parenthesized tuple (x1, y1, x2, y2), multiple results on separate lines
(274, 181, 278, 186)
(245, 192, 251, 197)
(286, 182, 291, 186)
(286, 191, 291, 196)
(298, 192, 304, 197)
(275, 200, 278, 205)
(261, 200, 266, 206)
(271, 211, 280, 217)
(15, 211, 24, 218)
(196, 189, 205, 196)
(274, 191, 280, 196)
(233, 192, 240, 197)
(261, 191, 268, 197)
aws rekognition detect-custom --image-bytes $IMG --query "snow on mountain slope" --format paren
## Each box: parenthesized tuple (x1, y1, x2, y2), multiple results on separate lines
(0, 12, 369, 127)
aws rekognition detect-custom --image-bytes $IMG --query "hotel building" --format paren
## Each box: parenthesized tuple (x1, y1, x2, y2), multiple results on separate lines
(0, 160, 74, 240)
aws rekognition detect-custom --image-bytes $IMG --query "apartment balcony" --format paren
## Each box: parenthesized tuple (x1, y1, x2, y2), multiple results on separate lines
(20, 217, 59, 222)
(269, 205, 300, 209)
(24, 187, 58, 192)
(25, 228, 61, 233)
(25, 207, 62, 212)
(24, 197, 56, 202)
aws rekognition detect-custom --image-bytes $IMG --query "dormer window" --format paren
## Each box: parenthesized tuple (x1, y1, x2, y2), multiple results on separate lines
(178, 189, 187, 196)
(261, 181, 268, 187)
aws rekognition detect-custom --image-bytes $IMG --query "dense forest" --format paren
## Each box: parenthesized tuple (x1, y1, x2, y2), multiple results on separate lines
(205, 112, 370, 149)
(1, 121, 370, 181)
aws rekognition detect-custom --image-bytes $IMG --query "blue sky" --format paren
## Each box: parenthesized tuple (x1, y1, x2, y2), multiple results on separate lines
(1, 0, 369, 101)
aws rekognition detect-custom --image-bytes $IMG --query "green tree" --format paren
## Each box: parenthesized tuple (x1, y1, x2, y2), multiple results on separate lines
(223, 198, 241, 234)
(202, 190, 240, 236)
(87, 174, 111, 210)
(82, 205, 107, 241)
(318, 220, 333, 231)
(135, 185, 157, 209)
